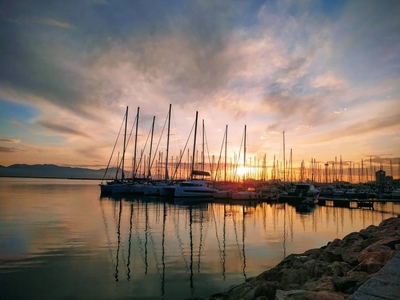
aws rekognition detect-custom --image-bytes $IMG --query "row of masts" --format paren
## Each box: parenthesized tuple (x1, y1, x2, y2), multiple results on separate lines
(107, 106, 400, 185)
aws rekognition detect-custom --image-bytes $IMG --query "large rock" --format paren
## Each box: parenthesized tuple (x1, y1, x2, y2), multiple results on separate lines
(187, 216, 400, 300)
(331, 271, 371, 294)
(275, 289, 345, 300)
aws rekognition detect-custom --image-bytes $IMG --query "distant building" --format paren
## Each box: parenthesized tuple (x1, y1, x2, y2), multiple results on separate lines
(375, 169, 395, 190)
(376, 170, 385, 183)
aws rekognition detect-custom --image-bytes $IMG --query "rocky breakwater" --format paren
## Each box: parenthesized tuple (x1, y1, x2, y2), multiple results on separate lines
(190, 216, 400, 300)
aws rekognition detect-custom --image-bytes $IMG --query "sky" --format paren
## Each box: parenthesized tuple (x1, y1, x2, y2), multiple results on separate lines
(0, 0, 399, 178)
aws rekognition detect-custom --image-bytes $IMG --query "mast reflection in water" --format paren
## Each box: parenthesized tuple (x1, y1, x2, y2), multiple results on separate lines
(0, 178, 399, 300)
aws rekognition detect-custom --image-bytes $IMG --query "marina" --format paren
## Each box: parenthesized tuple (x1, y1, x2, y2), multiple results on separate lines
(1, 177, 400, 300)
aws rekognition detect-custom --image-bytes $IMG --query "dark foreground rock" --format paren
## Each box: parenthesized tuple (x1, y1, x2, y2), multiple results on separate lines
(189, 216, 400, 300)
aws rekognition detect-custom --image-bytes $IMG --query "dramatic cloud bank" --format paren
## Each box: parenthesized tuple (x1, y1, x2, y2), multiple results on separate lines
(0, 0, 399, 175)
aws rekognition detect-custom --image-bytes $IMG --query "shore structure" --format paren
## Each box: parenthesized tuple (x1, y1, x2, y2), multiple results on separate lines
(188, 216, 400, 300)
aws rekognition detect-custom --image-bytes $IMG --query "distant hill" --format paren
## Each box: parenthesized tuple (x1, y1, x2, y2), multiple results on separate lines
(0, 164, 120, 179)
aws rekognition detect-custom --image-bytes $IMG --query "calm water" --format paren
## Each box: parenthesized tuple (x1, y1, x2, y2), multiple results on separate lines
(1, 178, 399, 300)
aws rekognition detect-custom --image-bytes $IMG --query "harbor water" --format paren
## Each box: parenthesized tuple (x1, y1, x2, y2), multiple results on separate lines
(1, 177, 399, 300)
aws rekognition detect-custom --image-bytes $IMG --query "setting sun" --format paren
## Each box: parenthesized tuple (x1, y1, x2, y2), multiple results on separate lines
(236, 166, 249, 177)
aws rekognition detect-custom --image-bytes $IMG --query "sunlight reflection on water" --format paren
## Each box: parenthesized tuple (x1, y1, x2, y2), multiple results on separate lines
(0, 178, 399, 299)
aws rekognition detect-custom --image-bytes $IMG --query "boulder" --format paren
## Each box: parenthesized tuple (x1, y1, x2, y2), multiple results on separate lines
(189, 216, 400, 300)
(332, 271, 371, 294)
(275, 289, 345, 300)
(252, 281, 283, 300)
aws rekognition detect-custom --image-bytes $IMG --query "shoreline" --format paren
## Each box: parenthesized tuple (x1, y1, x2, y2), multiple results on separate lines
(0, 175, 102, 180)
(189, 216, 400, 300)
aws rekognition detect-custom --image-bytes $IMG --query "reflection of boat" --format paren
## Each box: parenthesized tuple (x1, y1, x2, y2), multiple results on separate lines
(301, 197, 318, 205)
(296, 203, 316, 213)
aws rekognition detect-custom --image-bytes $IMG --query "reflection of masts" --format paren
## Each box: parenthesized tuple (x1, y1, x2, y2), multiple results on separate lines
(242, 205, 247, 279)
(222, 204, 226, 280)
(197, 209, 204, 273)
(161, 201, 166, 296)
(114, 200, 122, 281)
(212, 203, 226, 280)
(145, 201, 149, 274)
(173, 207, 189, 271)
(232, 206, 246, 279)
(189, 206, 194, 293)
(283, 203, 287, 258)
(127, 203, 133, 280)
(100, 198, 115, 268)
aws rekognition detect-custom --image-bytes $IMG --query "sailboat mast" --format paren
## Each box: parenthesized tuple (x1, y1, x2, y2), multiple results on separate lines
(283, 131, 285, 184)
(225, 125, 228, 182)
(133, 107, 140, 180)
(243, 125, 247, 181)
(147, 116, 155, 179)
(165, 104, 171, 181)
(202, 119, 205, 172)
(121, 106, 128, 181)
(191, 111, 198, 180)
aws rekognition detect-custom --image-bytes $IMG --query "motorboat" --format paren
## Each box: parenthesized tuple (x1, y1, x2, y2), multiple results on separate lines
(231, 188, 260, 200)
(213, 189, 233, 199)
(130, 182, 144, 194)
(112, 182, 132, 194)
(142, 181, 166, 196)
(280, 183, 319, 202)
(345, 188, 358, 199)
(100, 179, 121, 194)
(260, 187, 281, 202)
(391, 189, 400, 199)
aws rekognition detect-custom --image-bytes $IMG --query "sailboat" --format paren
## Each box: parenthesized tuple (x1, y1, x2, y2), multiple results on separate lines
(169, 111, 217, 199)
(100, 107, 129, 194)
(129, 107, 145, 194)
(213, 125, 234, 199)
(112, 106, 132, 194)
(231, 125, 261, 200)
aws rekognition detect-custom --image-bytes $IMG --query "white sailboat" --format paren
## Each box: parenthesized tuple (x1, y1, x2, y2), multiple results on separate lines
(112, 107, 131, 194)
(170, 111, 217, 198)
(100, 107, 129, 194)
(231, 125, 260, 200)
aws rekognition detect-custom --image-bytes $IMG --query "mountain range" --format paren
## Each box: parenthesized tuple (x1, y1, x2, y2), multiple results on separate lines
(0, 164, 117, 179)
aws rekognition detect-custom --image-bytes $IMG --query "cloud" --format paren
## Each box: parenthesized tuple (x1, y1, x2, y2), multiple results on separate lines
(0, 146, 22, 153)
(312, 72, 347, 90)
(0, 138, 21, 143)
(0, 1, 399, 168)
(307, 113, 400, 144)
(36, 120, 90, 138)
(34, 17, 75, 29)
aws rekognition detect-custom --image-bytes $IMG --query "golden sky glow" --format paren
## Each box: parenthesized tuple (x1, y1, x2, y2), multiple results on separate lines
(0, 1, 399, 179)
